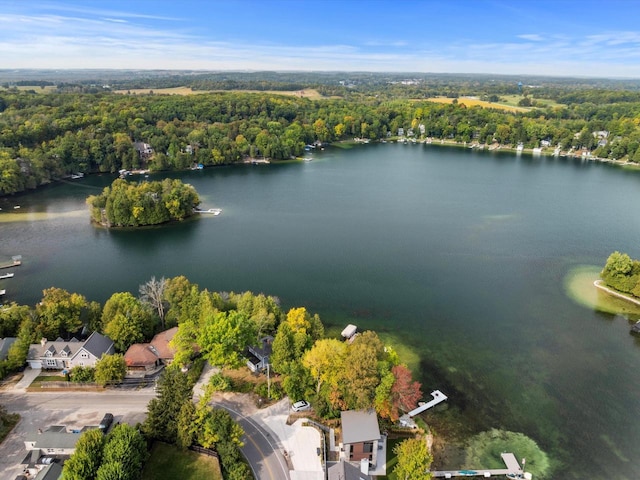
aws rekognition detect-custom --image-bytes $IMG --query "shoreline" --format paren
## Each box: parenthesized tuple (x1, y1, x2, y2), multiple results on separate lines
(593, 280, 640, 307)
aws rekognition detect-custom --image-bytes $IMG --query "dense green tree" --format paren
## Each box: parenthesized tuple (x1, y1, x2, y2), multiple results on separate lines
(101, 423, 148, 480)
(94, 354, 127, 386)
(62, 428, 105, 480)
(0, 303, 31, 337)
(35, 287, 87, 339)
(142, 368, 193, 442)
(601, 251, 640, 296)
(393, 437, 433, 480)
(197, 310, 256, 368)
(102, 292, 154, 351)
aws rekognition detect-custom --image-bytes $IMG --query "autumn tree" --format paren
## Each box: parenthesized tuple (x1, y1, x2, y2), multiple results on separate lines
(303, 339, 346, 395)
(393, 437, 433, 480)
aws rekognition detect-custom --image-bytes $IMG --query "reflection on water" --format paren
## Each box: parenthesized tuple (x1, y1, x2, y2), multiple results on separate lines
(0, 210, 86, 223)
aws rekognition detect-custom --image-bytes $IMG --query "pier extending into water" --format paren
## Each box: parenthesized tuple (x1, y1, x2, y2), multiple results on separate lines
(0, 255, 21, 269)
(430, 453, 531, 478)
(408, 390, 448, 417)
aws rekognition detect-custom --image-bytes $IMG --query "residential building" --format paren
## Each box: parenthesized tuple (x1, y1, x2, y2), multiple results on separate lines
(340, 409, 387, 476)
(27, 332, 115, 370)
(24, 426, 89, 456)
(124, 327, 178, 376)
(328, 459, 372, 480)
(245, 336, 274, 373)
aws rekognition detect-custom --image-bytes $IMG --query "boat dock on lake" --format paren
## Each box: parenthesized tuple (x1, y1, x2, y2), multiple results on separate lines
(430, 453, 530, 478)
(0, 255, 21, 269)
(194, 208, 222, 215)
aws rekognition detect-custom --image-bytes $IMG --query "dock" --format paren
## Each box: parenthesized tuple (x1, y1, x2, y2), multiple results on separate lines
(430, 453, 530, 478)
(408, 390, 448, 417)
(0, 255, 21, 270)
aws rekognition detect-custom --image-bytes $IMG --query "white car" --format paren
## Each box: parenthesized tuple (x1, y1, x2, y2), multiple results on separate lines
(291, 400, 310, 412)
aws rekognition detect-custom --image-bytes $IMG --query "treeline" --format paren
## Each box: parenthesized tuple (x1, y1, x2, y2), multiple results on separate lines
(87, 178, 200, 227)
(601, 251, 640, 297)
(4, 85, 640, 196)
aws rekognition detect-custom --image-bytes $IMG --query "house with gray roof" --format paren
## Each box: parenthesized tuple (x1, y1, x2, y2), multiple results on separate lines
(328, 459, 372, 480)
(340, 409, 387, 476)
(245, 335, 274, 373)
(24, 426, 85, 456)
(27, 332, 114, 370)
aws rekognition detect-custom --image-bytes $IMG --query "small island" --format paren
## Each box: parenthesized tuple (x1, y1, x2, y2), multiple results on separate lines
(87, 178, 200, 227)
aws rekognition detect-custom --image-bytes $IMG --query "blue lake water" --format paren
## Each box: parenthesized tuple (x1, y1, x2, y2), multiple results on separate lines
(1, 143, 640, 478)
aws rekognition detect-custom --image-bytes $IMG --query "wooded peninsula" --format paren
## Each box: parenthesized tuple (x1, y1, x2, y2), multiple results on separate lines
(3, 71, 640, 196)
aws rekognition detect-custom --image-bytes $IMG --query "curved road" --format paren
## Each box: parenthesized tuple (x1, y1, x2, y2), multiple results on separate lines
(215, 401, 290, 480)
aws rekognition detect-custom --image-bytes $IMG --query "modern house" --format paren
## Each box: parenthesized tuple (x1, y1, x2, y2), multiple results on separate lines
(124, 327, 178, 375)
(27, 332, 115, 370)
(340, 409, 387, 476)
(245, 336, 274, 373)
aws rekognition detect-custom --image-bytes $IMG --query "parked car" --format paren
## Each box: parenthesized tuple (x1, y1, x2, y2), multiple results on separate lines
(291, 400, 310, 412)
(99, 413, 114, 432)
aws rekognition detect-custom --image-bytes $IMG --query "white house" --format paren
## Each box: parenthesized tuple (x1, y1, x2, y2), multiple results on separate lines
(27, 332, 115, 370)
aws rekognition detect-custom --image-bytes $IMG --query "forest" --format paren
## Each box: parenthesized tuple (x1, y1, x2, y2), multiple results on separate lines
(3, 72, 640, 196)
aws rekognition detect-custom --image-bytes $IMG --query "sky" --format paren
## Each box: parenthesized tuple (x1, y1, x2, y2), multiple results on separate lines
(2, 0, 640, 78)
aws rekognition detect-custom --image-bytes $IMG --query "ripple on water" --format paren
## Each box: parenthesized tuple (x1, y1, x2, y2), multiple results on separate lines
(564, 265, 640, 317)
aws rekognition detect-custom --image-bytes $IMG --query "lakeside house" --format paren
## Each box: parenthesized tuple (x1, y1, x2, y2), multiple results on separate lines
(245, 336, 274, 373)
(27, 332, 114, 370)
(340, 409, 387, 477)
(124, 327, 178, 376)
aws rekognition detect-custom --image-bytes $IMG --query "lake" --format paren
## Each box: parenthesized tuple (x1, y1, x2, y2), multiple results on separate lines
(2, 143, 640, 479)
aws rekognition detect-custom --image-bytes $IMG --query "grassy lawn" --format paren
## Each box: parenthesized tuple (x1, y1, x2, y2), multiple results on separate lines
(425, 96, 529, 113)
(380, 437, 403, 480)
(142, 442, 223, 480)
(0, 409, 20, 444)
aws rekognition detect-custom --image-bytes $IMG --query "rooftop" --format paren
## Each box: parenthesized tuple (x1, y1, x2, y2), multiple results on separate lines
(341, 410, 380, 445)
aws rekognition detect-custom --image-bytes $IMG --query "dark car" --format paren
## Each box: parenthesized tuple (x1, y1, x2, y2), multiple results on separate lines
(99, 413, 114, 432)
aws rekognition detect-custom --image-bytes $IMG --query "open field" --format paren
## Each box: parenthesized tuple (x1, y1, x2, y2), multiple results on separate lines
(424, 96, 530, 112)
(1, 85, 57, 93)
(114, 86, 327, 99)
(499, 93, 563, 109)
(142, 442, 223, 480)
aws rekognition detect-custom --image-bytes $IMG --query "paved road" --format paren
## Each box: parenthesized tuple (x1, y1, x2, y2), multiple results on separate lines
(213, 398, 290, 480)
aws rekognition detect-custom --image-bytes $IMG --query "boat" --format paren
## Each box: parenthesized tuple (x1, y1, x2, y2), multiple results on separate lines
(195, 208, 222, 215)
(0, 290, 5, 296)
(70, 173, 84, 179)
(0, 273, 14, 279)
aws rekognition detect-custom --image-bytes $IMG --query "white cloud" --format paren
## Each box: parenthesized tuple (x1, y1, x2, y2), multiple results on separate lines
(517, 34, 544, 42)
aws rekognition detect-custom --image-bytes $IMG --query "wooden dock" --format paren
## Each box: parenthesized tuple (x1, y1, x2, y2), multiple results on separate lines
(0, 256, 21, 269)
(430, 453, 530, 478)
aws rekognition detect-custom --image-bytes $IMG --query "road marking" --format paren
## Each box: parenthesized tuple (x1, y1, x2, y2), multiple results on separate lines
(216, 403, 290, 479)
